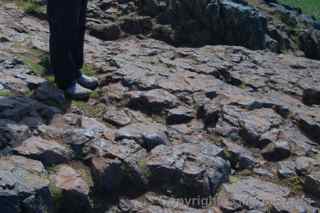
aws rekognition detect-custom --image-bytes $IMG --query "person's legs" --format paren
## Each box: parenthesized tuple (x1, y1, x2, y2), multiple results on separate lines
(47, 0, 82, 90)
(72, 0, 99, 90)
(72, 0, 88, 70)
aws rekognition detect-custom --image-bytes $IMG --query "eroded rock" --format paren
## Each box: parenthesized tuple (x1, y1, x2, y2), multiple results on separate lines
(127, 89, 179, 113)
(0, 155, 52, 213)
(116, 122, 169, 150)
(0, 119, 31, 150)
(14, 136, 73, 166)
(304, 170, 320, 197)
(49, 165, 91, 213)
(146, 143, 229, 197)
(217, 177, 316, 212)
(103, 106, 131, 127)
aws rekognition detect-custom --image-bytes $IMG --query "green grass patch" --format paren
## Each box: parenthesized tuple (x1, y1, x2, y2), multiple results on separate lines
(0, 88, 33, 97)
(0, 90, 13, 97)
(24, 89, 34, 97)
(229, 175, 241, 184)
(23, 57, 46, 76)
(281, 176, 304, 193)
(82, 64, 96, 76)
(20, 53, 54, 83)
(137, 159, 152, 178)
(90, 89, 103, 99)
(47, 166, 64, 211)
(16, 0, 46, 17)
(72, 101, 105, 118)
(279, 0, 320, 20)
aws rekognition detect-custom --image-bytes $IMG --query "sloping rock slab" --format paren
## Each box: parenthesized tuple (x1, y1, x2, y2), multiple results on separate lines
(216, 177, 316, 212)
(146, 142, 229, 197)
(0, 155, 52, 213)
(14, 136, 73, 166)
(116, 122, 169, 151)
(49, 165, 91, 213)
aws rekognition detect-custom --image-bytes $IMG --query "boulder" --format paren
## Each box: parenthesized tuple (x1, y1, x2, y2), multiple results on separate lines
(238, 108, 283, 146)
(296, 112, 320, 143)
(277, 160, 297, 178)
(116, 122, 169, 151)
(0, 96, 59, 122)
(304, 170, 320, 197)
(33, 82, 66, 108)
(81, 116, 109, 135)
(299, 29, 320, 60)
(261, 140, 291, 161)
(303, 87, 320, 105)
(120, 16, 152, 34)
(146, 143, 229, 197)
(213, 105, 283, 146)
(143, 0, 267, 49)
(0, 155, 52, 213)
(85, 138, 148, 192)
(49, 165, 91, 213)
(103, 106, 131, 127)
(14, 136, 73, 166)
(62, 128, 97, 156)
(217, 177, 316, 212)
(223, 140, 258, 170)
(0, 119, 31, 150)
(89, 157, 124, 192)
(88, 23, 121, 41)
(295, 156, 317, 175)
(166, 106, 194, 124)
(127, 89, 179, 113)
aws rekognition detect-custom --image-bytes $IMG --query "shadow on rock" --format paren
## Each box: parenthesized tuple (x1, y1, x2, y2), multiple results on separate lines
(0, 82, 71, 154)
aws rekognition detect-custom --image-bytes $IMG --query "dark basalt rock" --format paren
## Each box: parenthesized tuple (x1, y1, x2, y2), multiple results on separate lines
(166, 106, 194, 125)
(142, 0, 268, 49)
(33, 82, 66, 108)
(88, 23, 121, 41)
(299, 29, 320, 60)
(49, 165, 91, 213)
(223, 140, 258, 170)
(86, 0, 320, 60)
(296, 112, 320, 143)
(304, 170, 320, 197)
(63, 128, 96, 156)
(146, 143, 229, 197)
(295, 156, 317, 176)
(277, 160, 297, 178)
(0, 96, 59, 122)
(0, 119, 31, 150)
(0, 156, 53, 213)
(116, 123, 169, 151)
(213, 105, 283, 146)
(103, 106, 131, 127)
(217, 177, 317, 212)
(119, 16, 153, 35)
(89, 156, 124, 193)
(303, 87, 320, 105)
(261, 140, 291, 161)
(14, 136, 73, 166)
(127, 89, 179, 113)
(84, 138, 148, 192)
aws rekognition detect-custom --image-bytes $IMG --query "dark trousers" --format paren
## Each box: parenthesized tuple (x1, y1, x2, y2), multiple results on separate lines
(47, 0, 88, 89)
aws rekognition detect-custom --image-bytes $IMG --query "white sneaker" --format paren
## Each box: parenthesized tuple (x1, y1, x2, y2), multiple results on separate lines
(65, 82, 92, 100)
(77, 74, 98, 90)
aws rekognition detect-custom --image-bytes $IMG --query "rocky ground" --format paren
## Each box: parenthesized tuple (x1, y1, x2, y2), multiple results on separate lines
(85, 0, 320, 59)
(0, 0, 320, 213)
